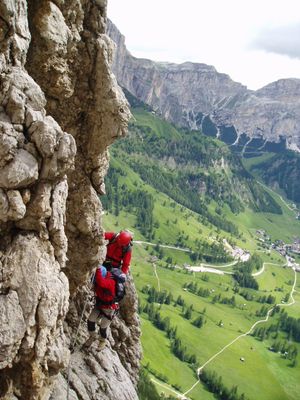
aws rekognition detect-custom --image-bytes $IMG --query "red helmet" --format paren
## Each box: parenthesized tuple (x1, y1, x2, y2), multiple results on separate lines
(116, 231, 132, 247)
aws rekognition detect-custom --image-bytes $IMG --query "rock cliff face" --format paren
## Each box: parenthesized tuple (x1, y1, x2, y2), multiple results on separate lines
(108, 20, 300, 153)
(0, 1, 141, 399)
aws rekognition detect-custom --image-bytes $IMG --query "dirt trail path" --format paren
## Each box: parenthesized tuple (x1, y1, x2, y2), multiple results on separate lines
(152, 263, 161, 292)
(139, 243, 294, 399)
(183, 266, 297, 397)
(257, 181, 296, 212)
(252, 261, 287, 277)
(150, 377, 188, 399)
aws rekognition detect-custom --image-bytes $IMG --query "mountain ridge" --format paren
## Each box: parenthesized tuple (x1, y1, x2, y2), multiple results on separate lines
(107, 20, 300, 153)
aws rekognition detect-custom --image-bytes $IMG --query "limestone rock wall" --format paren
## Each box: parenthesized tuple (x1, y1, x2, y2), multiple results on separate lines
(0, 1, 141, 399)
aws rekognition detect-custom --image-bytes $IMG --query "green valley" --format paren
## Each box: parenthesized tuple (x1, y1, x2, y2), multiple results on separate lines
(102, 105, 300, 400)
(243, 151, 300, 205)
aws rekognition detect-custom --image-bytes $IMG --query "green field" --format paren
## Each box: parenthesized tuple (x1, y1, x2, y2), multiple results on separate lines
(241, 153, 276, 170)
(138, 261, 298, 399)
(103, 206, 300, 400)
(105, 147, 300, 247)
(106, 107, 300, 249)
(102, 106, 300, 400)
(102, 174, 300, 399)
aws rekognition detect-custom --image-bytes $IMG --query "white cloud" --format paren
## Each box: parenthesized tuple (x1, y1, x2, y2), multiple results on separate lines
(107, 0, 300, 89)
(251, 24, 300, 59)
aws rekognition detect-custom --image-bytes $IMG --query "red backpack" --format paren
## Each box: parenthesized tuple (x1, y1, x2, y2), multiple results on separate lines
(94, 268, 126, 305)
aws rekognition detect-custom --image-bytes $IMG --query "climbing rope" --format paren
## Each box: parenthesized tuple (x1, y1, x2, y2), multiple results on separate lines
(66, 269, 96, 400)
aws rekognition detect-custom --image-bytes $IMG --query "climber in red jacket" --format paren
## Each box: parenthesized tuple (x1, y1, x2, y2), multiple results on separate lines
(103, 230, 133, 274)
(85, 265, 126, 350)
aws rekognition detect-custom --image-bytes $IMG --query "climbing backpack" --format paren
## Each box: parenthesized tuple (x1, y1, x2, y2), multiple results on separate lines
(93, 266, 126, 305)
(110, 268, 126, 303)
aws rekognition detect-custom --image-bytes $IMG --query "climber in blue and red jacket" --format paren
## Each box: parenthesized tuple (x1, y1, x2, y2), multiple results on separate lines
(86, 265, 126, 350)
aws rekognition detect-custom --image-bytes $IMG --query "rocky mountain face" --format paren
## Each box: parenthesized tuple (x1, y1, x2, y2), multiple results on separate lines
(0, 1, 141, 399)
(108, 20, 300, 153)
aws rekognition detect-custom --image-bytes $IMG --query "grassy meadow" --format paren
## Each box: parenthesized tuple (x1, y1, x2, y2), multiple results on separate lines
(102, 107, 300, 399)
(104, 202, 300, 399)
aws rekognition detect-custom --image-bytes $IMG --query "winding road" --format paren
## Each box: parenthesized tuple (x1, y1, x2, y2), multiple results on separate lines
(134, 240, 191, 252)
(187, 260, 269, 277)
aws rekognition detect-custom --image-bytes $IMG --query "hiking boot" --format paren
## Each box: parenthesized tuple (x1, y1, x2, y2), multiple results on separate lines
(99, 327, 107, 339)
(83, 331, 98, 349)
(97, 338, 107, 351)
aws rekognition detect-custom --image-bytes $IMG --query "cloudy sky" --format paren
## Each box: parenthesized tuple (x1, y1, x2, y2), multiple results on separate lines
(107, 0, 300, 90)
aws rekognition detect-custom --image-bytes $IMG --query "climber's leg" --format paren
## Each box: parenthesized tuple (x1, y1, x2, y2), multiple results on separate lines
(87, 306, 101, 332)
(83, 307, 102, 348)
(99, 309, 116, 338)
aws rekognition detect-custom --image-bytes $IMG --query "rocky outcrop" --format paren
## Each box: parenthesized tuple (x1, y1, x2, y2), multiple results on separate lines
(1, 1, 141, 399)
(51, 275, 141, 400)
(108, 20, 300, 153)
